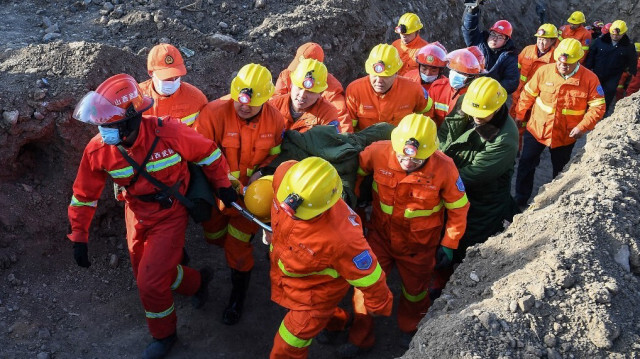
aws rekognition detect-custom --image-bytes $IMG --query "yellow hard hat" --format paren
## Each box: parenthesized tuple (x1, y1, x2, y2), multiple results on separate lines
(610, 20, 628, 35)
(534, 24, 559, 38)
(554, 38, 584, 64)
(395, 13, 423, 35)
(635, 42, 640, 53)
(230, 63, 275, 107)
(461, 77, 507, 118)
(290, 58, 328, 93)
(567, 11, 586, 25)
(391, 114, 438, 160)
(276, 157, 342, 220)
(244, 176, 274, 222)
(365, 44, 403, 76)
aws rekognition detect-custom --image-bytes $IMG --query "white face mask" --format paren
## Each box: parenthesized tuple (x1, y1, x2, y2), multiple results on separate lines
(152, 73, 181, 96)
(420, 73, 439, 83)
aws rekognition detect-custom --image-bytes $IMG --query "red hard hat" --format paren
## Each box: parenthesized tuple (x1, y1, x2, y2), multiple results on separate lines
(602, 23, 612, 34)
(73, 74, 154, 126)
(446, 49, 483, 75)
(490, 20, 513, 37)
(415, 43, 448, 67)
(466, 46, 486, 71)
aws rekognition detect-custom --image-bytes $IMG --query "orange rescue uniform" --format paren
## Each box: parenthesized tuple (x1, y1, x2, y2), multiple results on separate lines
(345, 76, 433, 131)
(392, 36, 429, 76)
(275, 69, 349, 126)
(194, 97, 285, 271)
(269, 160, 393, 359)
(558, 25, 592, 64)
(269, 93, 351, 133)
(516, 63, 606, 148)
(68, 116, 231, 339)
(347, 141, 469, 348)
(627, 57, 640, 96)
(139, 80, 208, 126)
(509, 43, 558, 147)
(428, 77, 468, 128)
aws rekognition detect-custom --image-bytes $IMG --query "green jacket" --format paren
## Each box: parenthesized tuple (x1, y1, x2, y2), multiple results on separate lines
(264, 123, 395, 208)
(438, 103, 519, 249)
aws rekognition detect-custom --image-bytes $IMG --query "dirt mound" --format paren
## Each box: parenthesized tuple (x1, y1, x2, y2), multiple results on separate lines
(403, 93, 640, 358)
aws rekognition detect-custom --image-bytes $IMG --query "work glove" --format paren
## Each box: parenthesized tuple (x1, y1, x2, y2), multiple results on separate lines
(73, 242, 91, 268)
(434, 245, 454, 270)
(217, 186, 239, 208)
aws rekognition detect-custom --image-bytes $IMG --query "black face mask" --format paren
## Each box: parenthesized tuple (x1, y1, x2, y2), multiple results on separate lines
(111, 113, 142, 142)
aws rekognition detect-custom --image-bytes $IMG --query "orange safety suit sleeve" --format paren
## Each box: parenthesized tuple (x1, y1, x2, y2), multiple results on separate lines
(192, 101, 219, 143)
(354, 142, 376, 198)
(437, 157, 470, 250)
(516, 70, 541, 119)
(256, 105, 285, 170)
(68, 142, 108, 243)
(345, 82, 360, 130)
(575, 77, 606, 132)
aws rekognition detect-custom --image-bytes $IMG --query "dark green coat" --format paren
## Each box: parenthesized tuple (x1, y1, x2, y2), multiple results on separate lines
(438, 103, 519, 253)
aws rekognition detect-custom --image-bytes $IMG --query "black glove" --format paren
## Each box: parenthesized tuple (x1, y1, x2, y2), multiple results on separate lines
(73, 242, 91, 268)
(217, 186, 238, 208)
(434, 246, 454, 270)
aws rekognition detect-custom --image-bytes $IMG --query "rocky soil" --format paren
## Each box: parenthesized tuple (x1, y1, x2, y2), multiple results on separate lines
(0, 0, 639, 358)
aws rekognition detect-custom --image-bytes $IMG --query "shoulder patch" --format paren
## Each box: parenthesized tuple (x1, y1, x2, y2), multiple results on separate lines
(596, 85, 604, 96)
(456, 176, 466, 192)
(353, 250, 373, 271)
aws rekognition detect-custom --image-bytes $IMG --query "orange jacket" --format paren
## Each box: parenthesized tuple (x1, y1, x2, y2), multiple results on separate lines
(194, 97, 284, 185)
(68, 116, 231, 243)
(509, 44, 557, 119)
(626, 57, 640, 96)
(139, 80, 208, 126)
(428, 77, 468, 128)
(392, 36, 429, 76)
(357, 141, 469, 254)
(516, 63, 606, 148)
(274, 69, 349, 125)
(268, 93, 352, 133)
(269, 160, 393, 314)
(402, 69, 443, 93)
(559, 25, 592, 64)
(345, 76, 433, 131)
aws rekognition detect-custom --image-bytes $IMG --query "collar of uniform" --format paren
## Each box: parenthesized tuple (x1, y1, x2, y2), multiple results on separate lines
(375, 76, 399, 97)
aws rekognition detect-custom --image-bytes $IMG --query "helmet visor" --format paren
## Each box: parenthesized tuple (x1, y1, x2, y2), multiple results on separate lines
(73, 91, 126, 125)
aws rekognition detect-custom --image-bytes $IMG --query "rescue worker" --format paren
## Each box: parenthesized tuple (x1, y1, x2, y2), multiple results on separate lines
(345, 43, 433, 131)
(274, 42, 349, 124)
(403, 42, 448, 92)
(339, 114, 470, 356)
(269, 157, 393, 359)
(590, 20, 605, 39)
(624, 43, 640, 97)
(68, 74, 237, 359)
(429, 48, 484, 127)
(509, 24, 559, 149)
(434, 77, 519, 296)
(514, 39, 606, 209)
(138, 43, 208, 127)
(194, 63, 285, 325)
(585, 20, 637, 111)
(269, 58, 350, 133)
(558, 11, 592, 64)
(392, 13, 428, 76)
(462, 1, 519, 94)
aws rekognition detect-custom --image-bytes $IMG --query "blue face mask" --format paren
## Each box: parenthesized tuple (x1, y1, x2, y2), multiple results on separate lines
(98, 126, 121, 145)
(420, 73, 438, 83)
(448, 70, 468, 90)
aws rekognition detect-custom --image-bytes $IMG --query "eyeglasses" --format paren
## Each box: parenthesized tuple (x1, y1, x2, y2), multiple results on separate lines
(396, 154, 425, 165)
(488, 32, 507, 41)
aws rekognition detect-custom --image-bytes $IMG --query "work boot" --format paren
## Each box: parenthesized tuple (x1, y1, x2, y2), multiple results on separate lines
(222, 269, 251, 325)
(142, 333, 177, 359)
(336, 342, 370, 358)
(191, 266, 213, 309)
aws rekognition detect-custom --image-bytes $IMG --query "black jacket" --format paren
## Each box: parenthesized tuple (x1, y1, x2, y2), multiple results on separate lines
(585, 33, 637, 82)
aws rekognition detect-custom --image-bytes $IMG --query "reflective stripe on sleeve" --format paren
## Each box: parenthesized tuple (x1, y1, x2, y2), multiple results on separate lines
(180, 112, 199, 126)
(372, 181, 378, 193)
(205, 228, 227, 240)
(196, 148, 222, 166)
(269, 144, 282, 155)
(277, 259, 339, 279)
(146, 153, 181, 173)
(228, 224, 252, 243)
(588, 98, 606, 107)
(357, 167, 369, 176)
(346, 262, 383, 288)
(278, 320, 313, 348)
(352, 119, 359, 128)
(434, 102, 449, 112)
(70, 195, 98, 207)
(520, 74, 528, 82)
(170, 265, 183, 290)
(230, 170, 241, 178)
(561, 108, 586, 116)
(401, 284, 427, 303)
(421, 96, 434, 113)
(582, 46, 589, 50)
(535, 97, 554, 113)
(524, 83, 539, 97)
(108, 166, 134, 179)
(379, 201, 393, 215)
(404, 202, 444, 218)
(444, 194, 469, 210)
(145, 303, 175, 319)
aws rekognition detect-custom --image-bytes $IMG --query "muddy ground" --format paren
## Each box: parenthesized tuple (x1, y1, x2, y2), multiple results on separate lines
(0, 0, 639, 358)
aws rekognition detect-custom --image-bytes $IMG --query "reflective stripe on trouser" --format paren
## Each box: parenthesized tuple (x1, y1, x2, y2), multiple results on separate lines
(124, 203, 201, 339)
(270, 308, 347, 359)
(202, 204, 258, 272)
(348, 228, 436, 347)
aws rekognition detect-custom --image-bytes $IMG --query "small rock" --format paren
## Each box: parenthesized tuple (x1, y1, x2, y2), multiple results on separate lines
(478, 312, 495, 330)
(614, 245, 630, 272)
(509, 300, 518, 313)
(518, 295, 535, 313)
(556, 271, 575, 289)
(206, 33, 241, 53)
(547, 348, 562, 359)
(37, 352, 50, 359)
(43, 33, 61, 42)
(527, 283, 545, 300)
(544, 333, 557, 347)
(103, 2, 114, 11)
(553, 322, 562, 332)
(470, 271, 480, 282)
(3, 111, 19, 125)
(604, 281, 619, 294)
(38, 328, 51, 339)
(254, 0, 266, 8)
(109, 254, 119, 268)
(44, 24, 59, 34)
(218, 21, 228, 29)
(42, 16, 53, 28)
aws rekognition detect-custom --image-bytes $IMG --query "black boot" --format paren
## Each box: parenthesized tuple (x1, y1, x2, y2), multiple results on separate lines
(222, 269, 251, 325)
(142, 333, 177, 359)
(191, 266, 213, 309)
